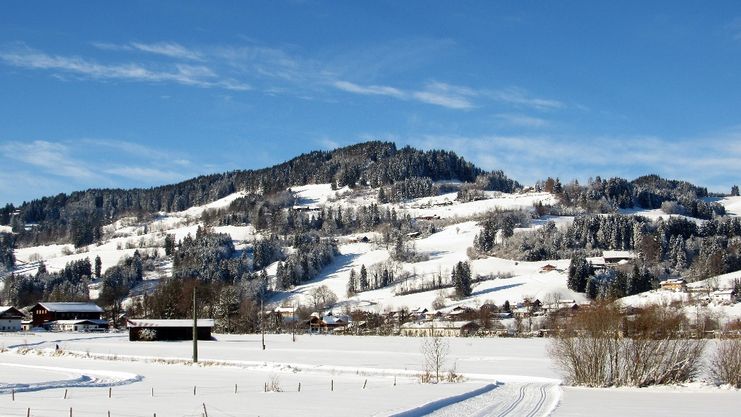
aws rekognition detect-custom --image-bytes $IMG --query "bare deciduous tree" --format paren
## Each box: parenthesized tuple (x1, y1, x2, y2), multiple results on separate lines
(421, 335, 449, 383)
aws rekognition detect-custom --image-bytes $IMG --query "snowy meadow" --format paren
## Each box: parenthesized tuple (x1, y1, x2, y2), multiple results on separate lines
(0, 332, 737, 417)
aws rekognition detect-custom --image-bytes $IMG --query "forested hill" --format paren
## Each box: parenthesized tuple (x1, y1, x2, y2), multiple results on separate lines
(0, 141, 517, 245)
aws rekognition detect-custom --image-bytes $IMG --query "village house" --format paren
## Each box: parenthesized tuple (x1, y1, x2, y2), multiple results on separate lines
(660, 278, 687, 292)
(303, 312, 350, 334)
(127, 319, 214, 341)
(400, 320, 480, 337)
(30, 302, 107, 330)
(47, 319, 108, 332)
(602, 250, 637, 265)
(0, 306, 24, 332)
(711, 289, 738, 304)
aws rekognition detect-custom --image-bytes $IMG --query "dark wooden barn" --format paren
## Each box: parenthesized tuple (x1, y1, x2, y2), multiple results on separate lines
(127, 319, 214, 341)
(31, 302, 105, 328)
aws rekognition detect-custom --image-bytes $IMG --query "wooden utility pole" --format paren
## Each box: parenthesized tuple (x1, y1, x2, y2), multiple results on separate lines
(193, 286, 198, 363)
(261, 297, 266, 350)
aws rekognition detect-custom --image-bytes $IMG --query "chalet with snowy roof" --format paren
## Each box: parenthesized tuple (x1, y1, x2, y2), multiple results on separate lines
(274, 306, 298, 322)
(0, 306, 24, 332)
(303, 312, 350, 334)
(400, 320, 479, 337)
(30, 302, 105, 329)
(127, 319, 214, 341)
(660, 278, 687, 292)
(602, 250, 637, 265)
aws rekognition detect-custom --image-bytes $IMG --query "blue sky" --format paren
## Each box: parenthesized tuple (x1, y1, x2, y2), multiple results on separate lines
(1, 1, 741, 205)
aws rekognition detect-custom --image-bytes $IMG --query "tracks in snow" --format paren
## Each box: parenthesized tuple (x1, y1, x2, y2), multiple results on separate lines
(0, 363, 143, 394)
(399, 381, 559, 417)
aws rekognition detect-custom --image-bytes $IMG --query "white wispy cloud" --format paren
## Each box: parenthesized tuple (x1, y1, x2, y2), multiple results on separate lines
(411, 82, 476, 109)
(93, 41, 203, 61)
(405, 130, 741, 191)
(333, 80, 475, 109)
(0, 45, 250, 91)
(333, 81, 405, 98)
(490, 87, 564, 110)
(0, 140, 100, 181)
(0, 138, 204, 196)
(131, 42, 203, 61)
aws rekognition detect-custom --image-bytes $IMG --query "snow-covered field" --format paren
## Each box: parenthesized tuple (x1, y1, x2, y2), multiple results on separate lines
(0, 332, 737, 417)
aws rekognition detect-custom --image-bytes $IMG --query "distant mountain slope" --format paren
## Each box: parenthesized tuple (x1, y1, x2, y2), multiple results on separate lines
(2, 141, 517, 247)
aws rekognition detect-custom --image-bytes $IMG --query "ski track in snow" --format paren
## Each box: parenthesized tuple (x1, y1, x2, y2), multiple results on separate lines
(393, 382, 559, 417)
(0, 363, 143, 393)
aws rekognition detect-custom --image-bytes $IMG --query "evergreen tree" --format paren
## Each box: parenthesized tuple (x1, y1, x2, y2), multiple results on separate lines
(732, 185, 740, 197)
(347, 269, 357, 296)
(452, 261, 472, 298)
(586, 277, 599, 300)
(359, 264, 368, 291)
(164, 234, 176, 256)
(94, 255, 102, 278)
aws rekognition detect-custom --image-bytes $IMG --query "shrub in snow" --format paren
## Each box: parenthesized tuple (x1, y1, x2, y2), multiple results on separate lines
(709, 338, 741, 388)
(138, 328, 158, 341)
(548, 303, 706, 387)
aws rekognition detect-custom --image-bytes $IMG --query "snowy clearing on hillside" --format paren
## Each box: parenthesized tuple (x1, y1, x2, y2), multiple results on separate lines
(708, 196, 741, 216)
(273, 221, 585, 311)
(396, 192, 556, 220)
(617, 207, 707, 224)
(0, 333, 737, 417)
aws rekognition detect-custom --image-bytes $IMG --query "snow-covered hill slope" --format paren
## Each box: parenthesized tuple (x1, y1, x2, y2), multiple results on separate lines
(15, 185, 735, 316)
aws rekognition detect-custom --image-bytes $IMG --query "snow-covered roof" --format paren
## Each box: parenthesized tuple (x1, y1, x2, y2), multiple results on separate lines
(0, 306, 24, 317)
(38, 302, 104, 313)
(400, 320, 478, 330)
(49, 319, 108, 325)
(127, 319, 215, 328)
(660, 278, 686, 285)
(602, 250, 636, 259)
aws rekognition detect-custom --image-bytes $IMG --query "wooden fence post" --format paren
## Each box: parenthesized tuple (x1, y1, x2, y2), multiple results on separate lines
(193, 386, 196, 396)
(108, 387, 112, 398)
(202, 403, 209, 417)
(363, 379, 367, 389)
(331, 379, 334, 392)
(298, 382, 301, 392)
(64, 389, 68, 399)
(234, 384, 237, 394)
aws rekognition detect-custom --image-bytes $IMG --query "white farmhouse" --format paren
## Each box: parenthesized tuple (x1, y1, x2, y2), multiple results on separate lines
(0, 306, 25, 332)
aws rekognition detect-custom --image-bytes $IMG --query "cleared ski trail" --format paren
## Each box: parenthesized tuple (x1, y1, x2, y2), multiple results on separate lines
(390, 381, 560, 417)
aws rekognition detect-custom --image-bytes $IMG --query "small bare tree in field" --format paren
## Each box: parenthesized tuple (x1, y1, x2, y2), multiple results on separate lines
(709, 338, 741, 388)
(421, 334, 449, 383)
